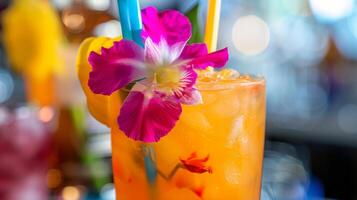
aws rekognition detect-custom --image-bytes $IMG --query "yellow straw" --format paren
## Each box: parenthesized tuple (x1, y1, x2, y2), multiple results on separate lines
(204, 0, 221, 52)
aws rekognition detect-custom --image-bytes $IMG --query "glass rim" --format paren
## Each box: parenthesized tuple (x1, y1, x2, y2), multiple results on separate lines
(196, 75, 265, 91)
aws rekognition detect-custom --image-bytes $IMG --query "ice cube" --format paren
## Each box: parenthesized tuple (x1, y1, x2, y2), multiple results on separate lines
(226, 116, 245, 148)
(224, 161, 241, 185)
(208, 90, 241, 119)
(181, 109, 212, 132)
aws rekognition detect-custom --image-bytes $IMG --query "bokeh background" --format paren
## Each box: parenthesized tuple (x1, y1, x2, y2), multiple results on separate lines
(1, 0, 357, 199)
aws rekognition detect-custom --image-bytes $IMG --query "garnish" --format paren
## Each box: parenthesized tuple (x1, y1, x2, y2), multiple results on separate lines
(180, 152, 212, 174)
(88, 6, 229, 142)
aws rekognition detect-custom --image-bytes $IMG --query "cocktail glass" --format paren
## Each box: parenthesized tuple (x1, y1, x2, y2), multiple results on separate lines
(110, 71, 266, 200)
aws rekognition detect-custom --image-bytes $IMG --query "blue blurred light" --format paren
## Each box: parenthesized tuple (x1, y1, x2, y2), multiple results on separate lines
(272, 17, 329, 67)
(337, 104, 357, 133)
(100, 183, 115, 200)
(265, 0, 310, 19)
(0, 70, 14, 104)
(52, 0, 71, 9)
(309, 0, 354, 23)
(333, 14, 357, 60)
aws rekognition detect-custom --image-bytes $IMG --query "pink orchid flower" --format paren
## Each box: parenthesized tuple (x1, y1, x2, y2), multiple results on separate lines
(88, 7, 229, 142)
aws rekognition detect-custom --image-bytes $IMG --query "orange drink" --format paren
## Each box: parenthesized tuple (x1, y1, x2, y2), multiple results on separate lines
(110, 69, 266, 200)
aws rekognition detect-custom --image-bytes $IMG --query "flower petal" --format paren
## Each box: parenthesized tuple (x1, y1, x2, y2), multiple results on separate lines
(145, 37, 187, 66)
(88, 40, 146, 95)
(180, 152, 212, 174)
(141, 6, 192, 46)
(178, 67, 197, 90)
(144, 37, 161, 64)
(171, 67, 198, 98)
(118, 88, 182, 142)
(180, 43, 208, 60)
(184, 47, 229, 69)
(179, 87, 203, 105)
(154, 65, 197, 98)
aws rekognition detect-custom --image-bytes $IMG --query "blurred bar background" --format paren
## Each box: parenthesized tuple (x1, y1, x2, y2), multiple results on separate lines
(1, 0, 357, 199)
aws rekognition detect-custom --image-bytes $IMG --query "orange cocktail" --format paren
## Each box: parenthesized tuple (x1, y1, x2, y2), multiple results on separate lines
(110, 69, 266, 200)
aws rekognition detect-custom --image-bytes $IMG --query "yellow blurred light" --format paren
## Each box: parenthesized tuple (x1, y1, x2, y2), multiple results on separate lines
(2, 0, 64, 106)
(2, 0, 63, 79)
(46, 169, 62, 189)
(62, 186, 81, 200)
(232, 15, 270, 56)
(38, 106, 54, 122)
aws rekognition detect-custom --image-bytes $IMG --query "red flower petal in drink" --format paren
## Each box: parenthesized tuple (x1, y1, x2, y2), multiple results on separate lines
(180, 152, 212, 174)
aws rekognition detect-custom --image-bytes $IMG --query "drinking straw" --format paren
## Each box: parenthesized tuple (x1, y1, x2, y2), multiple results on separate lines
(117, 0, 132, 40)
(127, 0, 144, 47)
(117, 0, 143, 47)
(204, 0, 221, 52)
(117, 0, 156, 184)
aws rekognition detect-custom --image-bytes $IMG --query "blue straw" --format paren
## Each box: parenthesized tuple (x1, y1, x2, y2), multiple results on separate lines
(118, 0, 132, 40)
(117, 0, 143, 47)
(128, 0, 144, 47)
(117, 0, 156, 184)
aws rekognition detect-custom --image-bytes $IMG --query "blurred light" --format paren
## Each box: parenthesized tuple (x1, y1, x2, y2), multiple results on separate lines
(46, 169, 62, 189)
(100, 183, 116, 200)
(337, 104, 357, 133)
(94, 20, 122, 38)
(272, 17, 329, 66)
(85, 0, 110, 11)
(139, 0, 176, 10)
(262, 150, 308, 200)
(62, 186, 81, 200)
(232, 15, 270, 56)
(0, 81, 8, 103)
(0, 70, 14, 104)
(300, 84, 328, 117)
(309, 0, 354, 22)
(62, 12, 85, 33)
(15, 106, 31, 119)
(86, 112, 110, 134)
(88, 133, 111, 156)
(0, 108, 8, 124)
(265, 0, 311, 19)
(281, 0, 311, 16)
(37, 106, 54, 122)
(52, 0, 72, 10)
(333, 14, 357, 60)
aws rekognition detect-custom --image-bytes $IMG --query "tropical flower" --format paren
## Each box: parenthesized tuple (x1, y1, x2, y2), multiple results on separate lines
(180, 152, 212, 174)
(88, 7, 228, 142)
